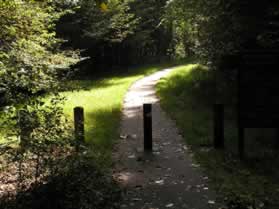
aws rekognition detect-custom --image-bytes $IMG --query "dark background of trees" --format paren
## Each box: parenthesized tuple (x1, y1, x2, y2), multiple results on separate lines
(56, 0, 279, 78)
(1, 0, 279, 97)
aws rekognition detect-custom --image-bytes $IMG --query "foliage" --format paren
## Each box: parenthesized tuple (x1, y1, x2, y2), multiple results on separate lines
(57, 0, 138, 45)
(0, 0, 79, 105)
(82, 0, 138, 43)
(125, 0, 171, 61)
(0, 151, 122, 209)
(163, 0, 279, 74)
(162, 0, 198, 58)
(58, 0, 279, 70)
(57, 0, 171, 66)
(0, 0, 80, 186)
(0, 1, 85, 208)
(0, 95, 74, 200)
(55, 0, 279, 73)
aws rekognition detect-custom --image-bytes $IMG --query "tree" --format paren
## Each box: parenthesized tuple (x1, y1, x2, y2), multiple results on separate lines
(57, 0, 171, 67)
(0, 0, 79, 105)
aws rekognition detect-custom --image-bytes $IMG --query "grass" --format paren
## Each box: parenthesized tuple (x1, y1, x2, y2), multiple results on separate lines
(156, 61, 279, 209)
(59, 62, 180, 163)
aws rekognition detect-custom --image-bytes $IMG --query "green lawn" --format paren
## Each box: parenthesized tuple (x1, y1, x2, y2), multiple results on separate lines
(156, 62, 279, 209)
(59, 63, 179, 161)
(63, 76, 139, 148)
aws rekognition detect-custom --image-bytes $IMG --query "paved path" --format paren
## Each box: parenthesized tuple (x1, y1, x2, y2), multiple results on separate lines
(113, 69, 222, 209)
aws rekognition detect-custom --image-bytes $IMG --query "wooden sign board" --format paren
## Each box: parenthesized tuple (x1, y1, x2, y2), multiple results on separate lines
(238, 50, 279, 128)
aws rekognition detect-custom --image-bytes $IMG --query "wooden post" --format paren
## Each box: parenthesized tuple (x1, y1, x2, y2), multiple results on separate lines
(143, 104, 152, 152)
(214, 104, 225, 149)
(74, 107, 85, 150)
(238, 127, 245, 159)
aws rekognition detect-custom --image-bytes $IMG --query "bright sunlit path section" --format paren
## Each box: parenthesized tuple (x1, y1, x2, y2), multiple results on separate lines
(123, 68, 173, 119)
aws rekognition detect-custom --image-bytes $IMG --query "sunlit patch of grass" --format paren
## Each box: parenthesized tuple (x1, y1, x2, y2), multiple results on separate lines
(157, 63, 214, 146)
(62, 76, 140, 148)
(60, 63, 179, 162)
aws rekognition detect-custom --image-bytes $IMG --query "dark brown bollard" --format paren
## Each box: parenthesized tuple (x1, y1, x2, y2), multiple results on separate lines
(143, 104, 152, 152)
(214, 104, 224, 149)
(74, 107, 85, 150)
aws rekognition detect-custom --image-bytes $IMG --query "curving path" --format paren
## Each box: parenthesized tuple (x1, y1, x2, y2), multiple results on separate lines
(112, 68, 222, 209)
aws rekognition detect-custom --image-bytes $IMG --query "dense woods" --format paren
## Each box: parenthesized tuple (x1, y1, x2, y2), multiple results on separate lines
(1, 0, 279, 208)
(1, 0, 279, 98)
(57, 0, 279, 70)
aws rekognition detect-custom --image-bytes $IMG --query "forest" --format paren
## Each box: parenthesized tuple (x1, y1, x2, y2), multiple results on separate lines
(0, 0, 279, 209)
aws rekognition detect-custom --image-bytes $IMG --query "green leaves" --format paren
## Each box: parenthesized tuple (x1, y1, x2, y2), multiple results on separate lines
(80, 0, 138, 43)
(0, 0, 79, 104)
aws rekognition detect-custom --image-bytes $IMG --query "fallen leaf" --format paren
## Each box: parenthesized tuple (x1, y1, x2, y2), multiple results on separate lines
(128, 154, 136, 159)
(175, 148, 183, 153)
(185, 185, 192, 191)
(259, 202, 265, 208)
(166, 203, 174, 207)
(155, 179, 164, 185)
(191, 163, 200, 168)
(120, 134, 128, 139)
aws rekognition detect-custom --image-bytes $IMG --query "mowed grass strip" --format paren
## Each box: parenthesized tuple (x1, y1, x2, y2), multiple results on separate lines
(156, 62, 279, 208)
(61, 64, 173, 155)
